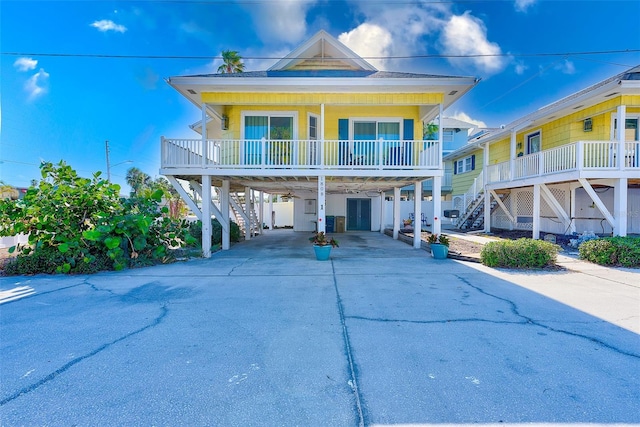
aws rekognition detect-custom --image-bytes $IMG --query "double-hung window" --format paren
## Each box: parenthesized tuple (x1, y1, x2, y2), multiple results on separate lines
(455, 155, 475, 174)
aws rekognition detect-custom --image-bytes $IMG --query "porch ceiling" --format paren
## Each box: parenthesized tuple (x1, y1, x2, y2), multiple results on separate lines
(169, 174, 431, 195)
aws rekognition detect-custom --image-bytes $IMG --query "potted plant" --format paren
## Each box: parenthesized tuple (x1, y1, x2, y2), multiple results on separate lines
(309, 231, 339, 261)
(427, 233, 449, 259)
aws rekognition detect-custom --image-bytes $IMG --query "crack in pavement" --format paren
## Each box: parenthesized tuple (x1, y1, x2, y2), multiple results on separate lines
(0, 305, 169, 406)
(453, 274, 640, 359)
(331, 261, 365, 427)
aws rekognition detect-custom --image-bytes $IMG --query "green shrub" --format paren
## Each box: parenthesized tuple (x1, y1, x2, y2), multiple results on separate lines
(0, 161, 195, 275)
(188, 218, 241, 247)
(579, 236, 640, 267)
(480, 238, 559, 268)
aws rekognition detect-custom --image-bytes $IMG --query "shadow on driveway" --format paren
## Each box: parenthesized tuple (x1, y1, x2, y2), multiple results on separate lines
(1, 230, 638, 426)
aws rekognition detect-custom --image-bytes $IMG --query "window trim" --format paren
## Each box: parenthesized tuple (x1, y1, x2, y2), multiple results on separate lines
(307, 112, 319, 140)
(610, 113, 640, 142)
(349, 117, 403, 140)
(455, 155, 475, 174)
(240, 110, 299, 139)
(525, 130, 542, 154)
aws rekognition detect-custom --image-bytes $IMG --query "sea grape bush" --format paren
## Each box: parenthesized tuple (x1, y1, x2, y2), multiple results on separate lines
(480, 238, 559, 268)
(579, 237, 640, 267)
(0, 161, 195, 274)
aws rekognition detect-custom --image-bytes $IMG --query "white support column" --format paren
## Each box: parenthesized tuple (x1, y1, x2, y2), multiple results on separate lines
(393, 187, 401, 239)
(413, 181, 422, 248)
(484, 190, 491, 233)
(202, 175, 212, 257)
(483, 143, 491, 233)
(379, 191, 385, 234)
(317, 176, 326, 233)
(510, 130, 516, 181)
(221, 180, 230, 250)
(320, 104, 325, 167)
(617, 105, 626, 170)
(614, 178, 628, 236)
(438, 104, 444, 169)
(570, 186, 577, 234)
(433, 176, 442, 237)
(189, 180, 228, 233)
(202, 104, 208, 167)
(269, 194, 274, 231)
(259, 191, 264, 235)
(532, 184, 541, 240)
(244, 186, 251, 240)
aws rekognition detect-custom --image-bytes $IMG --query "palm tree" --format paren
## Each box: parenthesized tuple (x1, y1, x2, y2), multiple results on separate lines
(125, 167, 152, 196)
(217, 50, 245, 74)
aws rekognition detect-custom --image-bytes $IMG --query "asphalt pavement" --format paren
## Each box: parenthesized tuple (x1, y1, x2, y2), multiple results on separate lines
(1, 230, 639, 426)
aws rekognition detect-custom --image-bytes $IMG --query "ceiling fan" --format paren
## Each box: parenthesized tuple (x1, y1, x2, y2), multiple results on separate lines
(280, 192, 300, 200)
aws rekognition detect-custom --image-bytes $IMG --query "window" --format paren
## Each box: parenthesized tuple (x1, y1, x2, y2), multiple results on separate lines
(526, 131, 541, 154)
(241, 111, 297, 165)
(613, 117, 639, 141)
(455, 155, 475, 174)
(443, 130, 454, 143)
(308, 113, 319, 165)
(242, 112, 296, 140)
(308, 115, 318, 140)
(352, 120, 400, 140)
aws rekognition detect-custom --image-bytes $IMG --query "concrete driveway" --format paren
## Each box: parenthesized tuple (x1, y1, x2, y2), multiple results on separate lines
(1, 230, 639, 426)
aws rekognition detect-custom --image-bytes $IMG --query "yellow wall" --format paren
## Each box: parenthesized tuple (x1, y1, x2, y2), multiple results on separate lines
(487, 95, 640, 164)
(221, 104, 422, 140)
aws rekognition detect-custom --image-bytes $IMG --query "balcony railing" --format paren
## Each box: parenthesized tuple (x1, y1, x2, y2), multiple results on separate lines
(486, 140, 640, 184)
(161, 138, 441, 171)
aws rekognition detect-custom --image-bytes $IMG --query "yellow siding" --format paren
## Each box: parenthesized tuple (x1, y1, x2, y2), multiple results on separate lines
(201, 92, 444, 106)
(451, 149, 483, 194)
(486, 95, 640, 163)
(222, 105, 421, 139)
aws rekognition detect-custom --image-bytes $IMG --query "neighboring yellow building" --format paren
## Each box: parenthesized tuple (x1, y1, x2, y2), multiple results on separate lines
(161, 30, 479, 254)
(446, 66, 640, 237)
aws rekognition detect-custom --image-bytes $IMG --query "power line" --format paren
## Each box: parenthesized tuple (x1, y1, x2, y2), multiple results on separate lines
(2, 49, 639, 61)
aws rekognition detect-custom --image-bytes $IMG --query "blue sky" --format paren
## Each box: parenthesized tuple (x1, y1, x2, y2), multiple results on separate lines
(2, 0, 639, 192)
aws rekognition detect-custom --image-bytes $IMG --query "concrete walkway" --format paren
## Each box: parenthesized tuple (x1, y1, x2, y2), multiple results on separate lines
(1, 230, 639, 426)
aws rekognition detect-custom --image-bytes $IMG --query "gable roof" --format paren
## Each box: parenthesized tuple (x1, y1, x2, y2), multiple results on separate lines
(268, 30, 377, 72)
(445, 64, 640, 161)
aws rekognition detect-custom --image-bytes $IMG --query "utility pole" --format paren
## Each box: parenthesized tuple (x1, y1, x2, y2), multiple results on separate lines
(105, 140, 111, 181)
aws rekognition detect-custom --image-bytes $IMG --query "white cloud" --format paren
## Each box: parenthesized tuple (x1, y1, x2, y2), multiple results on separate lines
(24, 68, 50, 100)
(515, 0, 537, 12)
(244, 0, 316, 44)
(555, 59, 576, 75)
(14, 57, 38, 72)
(514, 61, 528, 75)
(338, 24, 393, 70)
(337, 3, 448, 71)
(440, 12, 506, 75)
(90, 19, 127, 33)
(449, 111, 488, 130)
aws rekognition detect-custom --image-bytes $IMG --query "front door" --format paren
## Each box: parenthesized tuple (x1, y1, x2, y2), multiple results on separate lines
(347, 198, 371, 231)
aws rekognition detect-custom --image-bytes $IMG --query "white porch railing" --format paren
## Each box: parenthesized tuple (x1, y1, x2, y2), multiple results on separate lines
(161, 138, 441, 170)
(486, 140, 640, 184)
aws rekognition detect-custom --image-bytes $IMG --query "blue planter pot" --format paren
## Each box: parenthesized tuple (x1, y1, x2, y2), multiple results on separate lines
(431, 243, 449, 259)
(313, 245, 332, 261)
